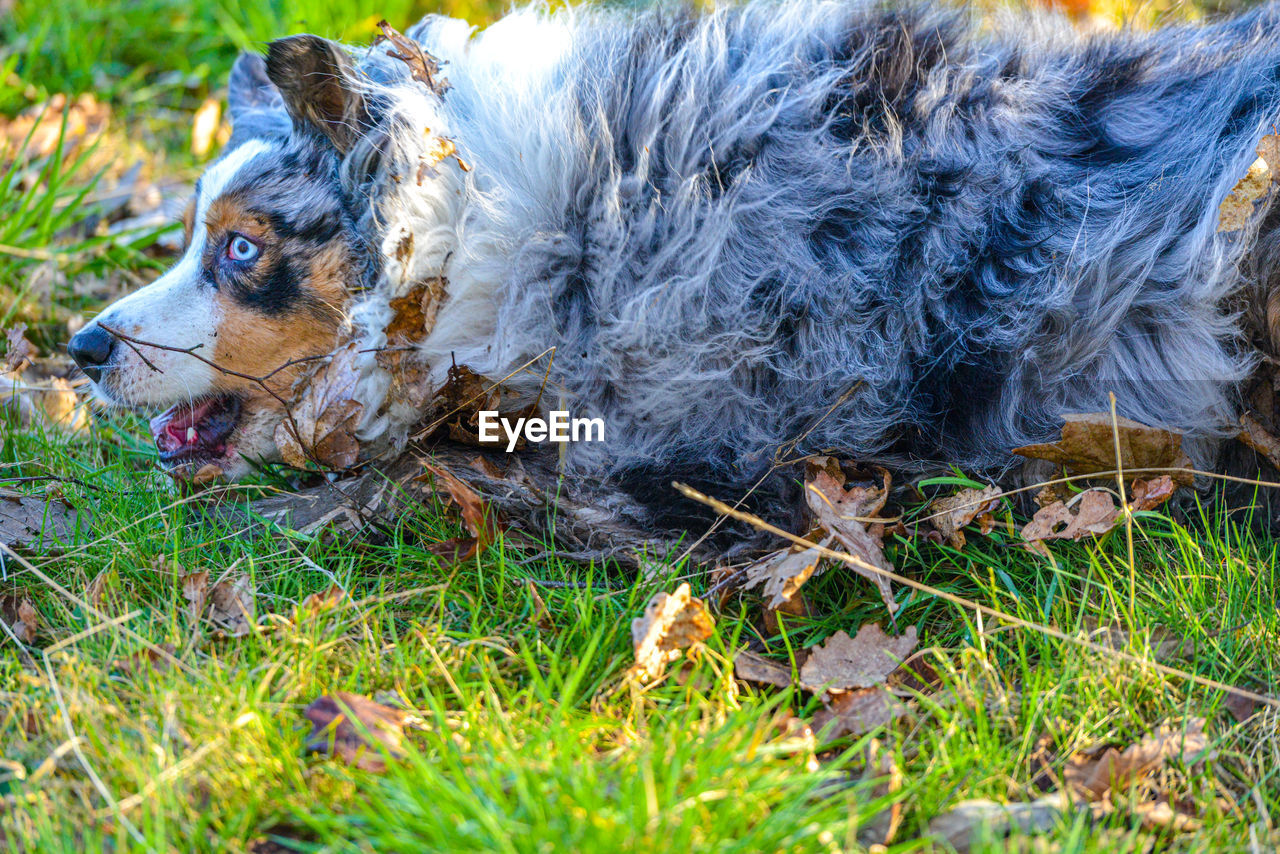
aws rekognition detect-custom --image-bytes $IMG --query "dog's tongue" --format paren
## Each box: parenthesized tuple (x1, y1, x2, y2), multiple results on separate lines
(150, 396, 240, 458)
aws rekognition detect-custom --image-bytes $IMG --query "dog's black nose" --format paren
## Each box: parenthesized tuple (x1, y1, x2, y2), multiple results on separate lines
(67, 325, 115, 383)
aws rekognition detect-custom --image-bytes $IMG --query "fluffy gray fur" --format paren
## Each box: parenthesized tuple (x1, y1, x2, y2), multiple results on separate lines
(231, 1, 1280, 520)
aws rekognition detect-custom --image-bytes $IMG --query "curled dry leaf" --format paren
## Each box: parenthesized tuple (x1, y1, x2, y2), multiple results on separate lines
(1237, 411, 1280, 471)
(1021, 488, 1119, 543)
(275, 343, 364, 470)
(3, 324, 33, 373)
(738, 542, 827, 609)
(1063, 718, 1210, 802)
(1129, 474, 1177, 511)
(630, 582, 715, 682)
(928, 484, 1001, 549)
(1219, 135, 1280, 233)
(0, 596, 38, 644)
(420, 459, 500, 562)
(303, 691, 407, 773)
(183, 570, 255, 638)
(1013, 413, 1192, 486)
(804, 467, 897, 613)
(375, 20, 450, 96)
(429, 362, 533, 449)
(799, 623, 918, 695)
(377, 277, 447, 409)
(299, 585, 350, 616)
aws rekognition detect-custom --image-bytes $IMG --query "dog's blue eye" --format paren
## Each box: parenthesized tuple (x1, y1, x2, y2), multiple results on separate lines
(226, 235, 259, 263)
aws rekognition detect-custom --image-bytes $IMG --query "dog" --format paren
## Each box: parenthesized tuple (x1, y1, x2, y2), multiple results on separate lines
(67, 0, 1280, 529)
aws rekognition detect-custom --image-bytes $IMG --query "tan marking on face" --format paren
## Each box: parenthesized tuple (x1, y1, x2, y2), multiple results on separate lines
(205, 194, 268, 243)
(209, 242, 354, 403)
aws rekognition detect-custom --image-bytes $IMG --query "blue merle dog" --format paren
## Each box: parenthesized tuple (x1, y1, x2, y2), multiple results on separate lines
(66, 0, 1280, 528)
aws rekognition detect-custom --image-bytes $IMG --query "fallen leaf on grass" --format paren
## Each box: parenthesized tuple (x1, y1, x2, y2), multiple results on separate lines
(4, 324, 33, 373)
(1129, 475, 1177, 511)
(299, 585, 350, 616)
(738, 543, 827, 609)
(0, 490, 88, 548)
(275, 344, 364, 470)
(183, 570, 255, 638)
(1013, 413, 1192, 486)
(420, 459, 501, 562)
(1223, 691, 1263, 723)
(303, 692, 407, 773)
(1063, 718, 1211, 801)
(799, 623, 918, 694)
(811, 686, 907, 738)
(733, 650, 795, 688)
(0, 94, 109, 164)
(804, 467, 897, 613)
(927, 485, 1002, 548)
(1021, 488, 1119, 543)
(0, 596, 38, 644)
(927, 793, 1074, 853)
(630, 582, 715, 681)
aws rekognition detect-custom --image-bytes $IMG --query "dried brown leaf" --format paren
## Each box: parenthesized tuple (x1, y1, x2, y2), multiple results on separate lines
(303, 691, 407, 773)
(1219, 157, 1272, 232)
(421, 460, 500, 551)
(274, 344, 364, 469)
(733, 650, 794, 688)
(928, 485, 1001, 549)
(739, 543, 826, 609)
(375, 21, 451, 96)
(1063, 718, 1210, 801)
(207, 574, 255, 638)
(812, 686, 907, 737)
(804, 470, 897, 613)
(1, 596, 38, 644)
(3, 324, 33, 373)
(799, 623, 918, 695)
(1021, 488, 1119, 543)
(0, 490, 87, 548)
(1129, 475, 1177, 511)
(181, 570, 209, 621)
(1012, 413, 1192, 486)
(630, 583, 715, 681)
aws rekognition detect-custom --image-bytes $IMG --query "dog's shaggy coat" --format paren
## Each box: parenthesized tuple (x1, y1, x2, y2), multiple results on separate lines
(76, 0, 1280, 525)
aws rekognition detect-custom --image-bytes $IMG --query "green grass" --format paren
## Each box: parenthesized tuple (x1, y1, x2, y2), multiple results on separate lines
(3, 0, 1280, 850)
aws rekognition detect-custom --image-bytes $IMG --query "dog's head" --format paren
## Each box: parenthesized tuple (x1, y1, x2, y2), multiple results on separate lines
(69, 37, 394, 480)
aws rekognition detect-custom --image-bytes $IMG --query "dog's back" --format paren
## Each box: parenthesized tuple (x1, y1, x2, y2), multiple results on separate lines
(398, 2, 1280, 518)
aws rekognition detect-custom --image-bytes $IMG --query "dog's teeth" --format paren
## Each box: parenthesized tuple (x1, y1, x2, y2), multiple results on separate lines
(186, 427, 198, 443)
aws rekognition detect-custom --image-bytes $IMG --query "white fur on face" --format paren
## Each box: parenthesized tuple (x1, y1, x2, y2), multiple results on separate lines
(84, 139, 274, 407)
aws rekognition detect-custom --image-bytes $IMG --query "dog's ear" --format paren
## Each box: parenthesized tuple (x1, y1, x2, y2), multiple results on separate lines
(226, 52, 290, 149)
(266, 35, 368, 155)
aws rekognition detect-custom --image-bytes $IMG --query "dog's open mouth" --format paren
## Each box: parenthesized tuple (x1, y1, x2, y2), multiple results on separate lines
(149, 394, 242, 465)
